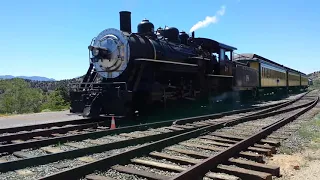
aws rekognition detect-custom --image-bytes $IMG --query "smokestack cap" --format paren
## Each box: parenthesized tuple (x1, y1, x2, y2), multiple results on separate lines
(119, 11, 132, 33)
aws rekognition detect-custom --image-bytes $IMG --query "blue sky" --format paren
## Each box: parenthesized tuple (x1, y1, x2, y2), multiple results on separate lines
(0, 0, 319, 80)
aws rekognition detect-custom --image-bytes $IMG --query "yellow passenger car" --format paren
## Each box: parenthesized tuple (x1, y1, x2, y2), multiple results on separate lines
(260, 62, 287, 87)
(233, 53, 308, 90)
(288, 71, 300, 86)
(233, 53, 287, 88)
(301, 74, 308, 86)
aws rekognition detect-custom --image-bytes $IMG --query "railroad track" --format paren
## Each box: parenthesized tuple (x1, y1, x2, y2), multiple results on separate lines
(0, 95, 296, 154)
(0, 97, 292, 147)
(0, 94, 293, 139)
(0, 91, 315, 180)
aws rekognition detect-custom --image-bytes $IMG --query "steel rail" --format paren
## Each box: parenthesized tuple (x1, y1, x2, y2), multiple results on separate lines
(0, 95, 295, 144)
(0, 121, 106, 142)
(170, 97, 319, 180)
(0, 98, 304, 172)
(36, 95, 314, 180)
(0, 96, 294, 135)
(0, 96, 297, 154)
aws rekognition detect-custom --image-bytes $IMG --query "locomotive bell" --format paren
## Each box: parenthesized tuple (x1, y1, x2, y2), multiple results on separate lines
(137, 19, 154, 34)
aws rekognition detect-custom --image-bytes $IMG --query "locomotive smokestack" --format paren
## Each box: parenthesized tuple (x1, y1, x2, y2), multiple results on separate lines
(119, 11, 131, 33)
(192, 31, 195, 38)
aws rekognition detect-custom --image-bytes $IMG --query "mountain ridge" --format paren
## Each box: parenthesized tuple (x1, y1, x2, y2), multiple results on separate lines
(0, 75, 56, 81)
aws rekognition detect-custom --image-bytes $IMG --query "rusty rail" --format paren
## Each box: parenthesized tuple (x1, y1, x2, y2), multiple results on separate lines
(0, 94, 296, 154)
(37, 94, 316, 180)
(171, 97, 319, 180)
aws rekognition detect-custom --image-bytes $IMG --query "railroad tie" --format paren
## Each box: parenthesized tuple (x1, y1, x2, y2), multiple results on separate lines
(40, 146, 64, 154)
(68, 130, 80, 134)
(165, 146, 265, 163)
(184, 123, 203, 127)
(149, 151, 202, 164)
(179, 142, 224, 151)
(167, 144, 263, 163)
(205, 172, 240, 180)
(84, 139, 106, 145)
(173, 125, 195, 129)
(77, 156, 96, 163)
(104, 136, 126, 141)
(247, 147, 272, 156)
(238, 151, 264, 163)
(198, 139, 233, 147)
(64, 142, 86, 149)
(193, 122, 212, 126)
(216, 164, 272, 180)
(164, 126, 185, 131)
(259, 139, 280, 147)
(111, 165, 169, 180)
(15, 169, 33, 176)
(85, 174, 117, 180)
(165, 147, 209, 158)
(13, 151, 34, 158)
(200, 135, 239, 144)
(83, 128, 96, 132)
(97, 126, 109, 130)
(51, 133, 64, 137)
(209, 133, 247, 141)
(11, 139, 25, 144)
(253, 144, 276, 153)
(119, 133, 145, 138)
(227, 158, 280, 177)
(33, 136, 47, 140)
(131, 158, 186, 172)
(209, 133, 281, 147)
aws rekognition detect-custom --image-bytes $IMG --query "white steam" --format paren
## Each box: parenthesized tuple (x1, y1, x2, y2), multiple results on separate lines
(189, 6, 226, 33)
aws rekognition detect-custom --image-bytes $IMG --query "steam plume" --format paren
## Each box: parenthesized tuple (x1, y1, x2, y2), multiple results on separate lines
(189, 6, 226, 32)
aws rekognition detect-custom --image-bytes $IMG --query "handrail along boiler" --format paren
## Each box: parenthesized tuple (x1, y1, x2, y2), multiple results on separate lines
(69, 11, 308, 118)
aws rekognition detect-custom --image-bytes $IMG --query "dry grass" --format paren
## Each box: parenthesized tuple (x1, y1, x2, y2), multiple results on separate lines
(298, 113, 320, 149)
(0, 114, 10, 117)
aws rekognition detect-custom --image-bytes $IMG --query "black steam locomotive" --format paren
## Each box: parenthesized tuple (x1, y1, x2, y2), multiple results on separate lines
(69, 11, 305, 118)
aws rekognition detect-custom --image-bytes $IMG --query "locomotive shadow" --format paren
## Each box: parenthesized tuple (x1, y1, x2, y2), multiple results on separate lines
(130, 89, 304, 125)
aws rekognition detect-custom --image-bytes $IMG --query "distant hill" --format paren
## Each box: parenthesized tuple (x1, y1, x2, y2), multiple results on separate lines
(0, 75, 86, 92)
(308, 71, 320, 81)
(26, 76, 84, 92)
(0, 75, 56, 81)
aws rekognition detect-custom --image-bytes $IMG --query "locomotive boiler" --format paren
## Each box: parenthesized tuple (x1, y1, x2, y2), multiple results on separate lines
(69, 11, 263, 118)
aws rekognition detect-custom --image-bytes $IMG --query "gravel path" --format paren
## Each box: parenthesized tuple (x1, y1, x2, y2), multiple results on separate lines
(0, 110, 84, 129)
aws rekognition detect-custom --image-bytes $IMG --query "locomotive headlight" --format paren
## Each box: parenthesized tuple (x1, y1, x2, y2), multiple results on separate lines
(92, 48, 100, 56)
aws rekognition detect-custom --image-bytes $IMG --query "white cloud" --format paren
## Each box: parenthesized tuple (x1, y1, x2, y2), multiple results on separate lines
(189, 5, 226, 33)
(217, 6, 226, 16)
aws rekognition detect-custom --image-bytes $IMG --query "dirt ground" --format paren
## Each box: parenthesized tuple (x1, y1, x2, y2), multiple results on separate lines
(266, 108, 320, 180)
(267, 149, 320, 180)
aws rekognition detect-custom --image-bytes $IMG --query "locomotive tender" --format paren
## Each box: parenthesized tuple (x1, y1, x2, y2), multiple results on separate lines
(69, 11, 308, 118)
